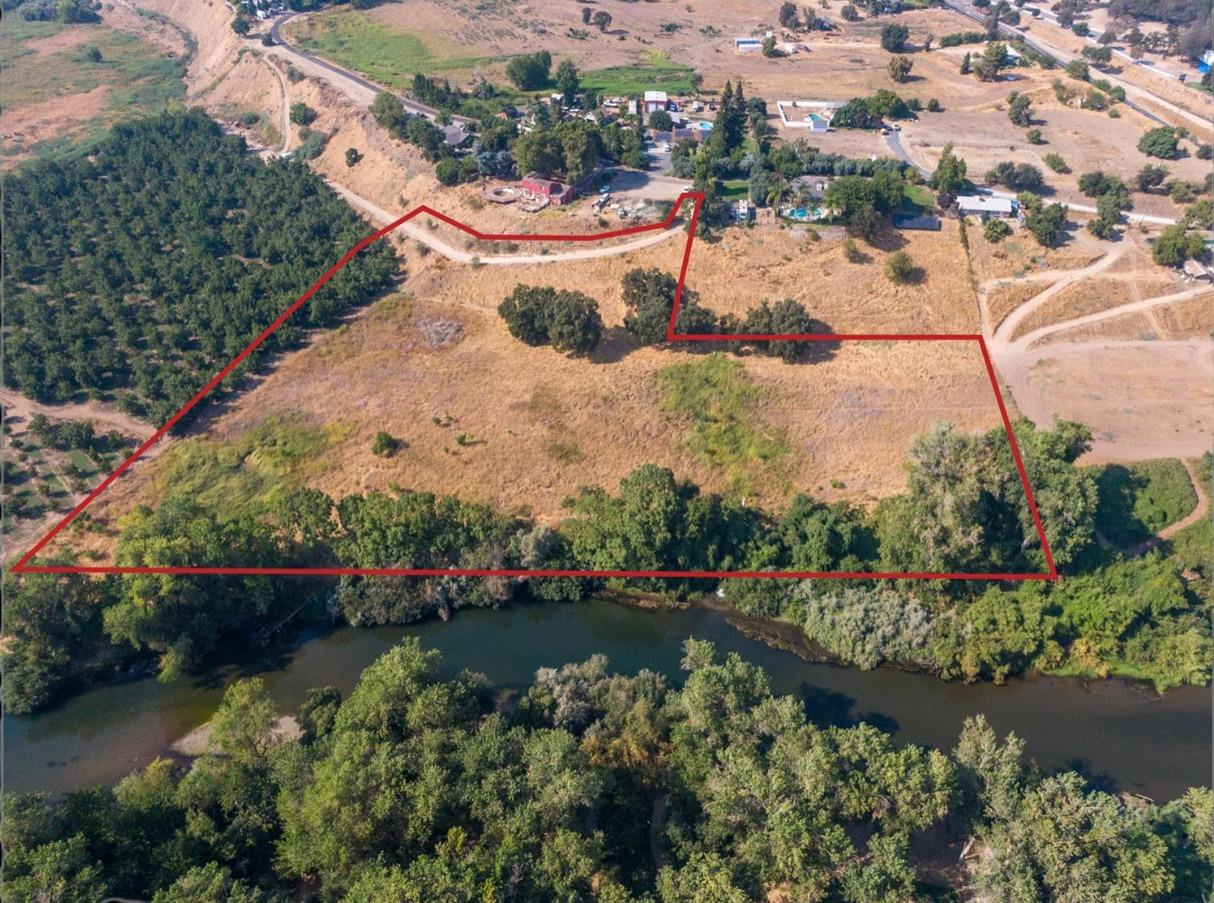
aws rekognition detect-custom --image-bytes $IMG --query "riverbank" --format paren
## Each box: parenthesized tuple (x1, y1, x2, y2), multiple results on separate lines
(6, 597, 1208, 800)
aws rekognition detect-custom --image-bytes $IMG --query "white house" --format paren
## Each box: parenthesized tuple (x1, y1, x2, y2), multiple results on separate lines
(643, 91, 669, 113)
(734, 37, 763, 53)
(957, 195, 1016, 220)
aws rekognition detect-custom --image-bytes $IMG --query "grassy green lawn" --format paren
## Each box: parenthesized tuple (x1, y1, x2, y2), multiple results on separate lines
(580, 52, 698, 96)
(659, 354, 788, 496)
(285, 9, 508, 90)
(1, 18, 185, 166)
(1094, 458, 1199, 547)
(720, 179, 749, 200)
(902, 184, 935, 210)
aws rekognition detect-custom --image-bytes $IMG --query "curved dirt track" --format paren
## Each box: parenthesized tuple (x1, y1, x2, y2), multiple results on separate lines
(981, 245, 1213, 462)
(328, 181, 689, 266)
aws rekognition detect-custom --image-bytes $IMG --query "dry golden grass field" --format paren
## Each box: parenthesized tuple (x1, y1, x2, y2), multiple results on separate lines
(48, 224, 1010, 563)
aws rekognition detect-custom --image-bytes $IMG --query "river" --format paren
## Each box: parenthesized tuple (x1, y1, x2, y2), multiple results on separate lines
(5, 598, 1209, 800)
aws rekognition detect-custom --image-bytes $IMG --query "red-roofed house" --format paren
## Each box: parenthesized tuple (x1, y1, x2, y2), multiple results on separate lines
(521, 173, 577, 205)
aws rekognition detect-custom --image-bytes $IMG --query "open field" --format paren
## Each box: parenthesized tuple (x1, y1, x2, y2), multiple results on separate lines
(1009, 272, 1178, 342)
(0, 17, 185, 168)
(45, 227, 1008, 562)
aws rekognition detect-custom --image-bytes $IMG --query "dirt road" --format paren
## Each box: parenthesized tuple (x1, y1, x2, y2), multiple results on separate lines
(268, 13, 474, 124)
(328, 181, 689, 265)
(264, 57, 292, 156)
(980, 248, 1213, 462)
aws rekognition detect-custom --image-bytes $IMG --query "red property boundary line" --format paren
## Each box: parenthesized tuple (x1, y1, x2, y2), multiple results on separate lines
(12, 191, 1057, 582)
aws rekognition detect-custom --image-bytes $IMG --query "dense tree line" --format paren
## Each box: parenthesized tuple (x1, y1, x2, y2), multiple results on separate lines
(4, 641, 1210, 901)
(3, 111, 397, 426)
(371, 90, 646, 184)
(9, 413, 1208, 715)
(495, 269, 831, 364)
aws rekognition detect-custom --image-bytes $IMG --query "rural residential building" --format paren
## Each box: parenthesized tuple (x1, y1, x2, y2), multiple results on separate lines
(956, 195, 1015, 220)
(734, 37, 763, 53)
(643, 91, 670, 113)
(521, 174, 577, 205)
(442, 125, 472, 149)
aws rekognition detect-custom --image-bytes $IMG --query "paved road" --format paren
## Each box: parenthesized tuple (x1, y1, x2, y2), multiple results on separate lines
(268, 13, 474, 124)
(940, 0, 1211, 135)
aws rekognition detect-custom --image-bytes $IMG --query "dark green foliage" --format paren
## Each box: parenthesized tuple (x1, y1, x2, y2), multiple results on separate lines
(371, 431, 400, 456)
(880, 23, 909, 52)
(1006, 91, 1033, 126)
(2, 111, 397, 425)
(498, 285, 604, 355)
(647, 108, 673, 131)
(1096, 459, 1199, 546)
(0, 571, 114, 714)
(824, 171, 905, 238)
(984, 218, 1011, 242)
(505, 50, 552, 90)
(1138, 126, 1180, 159)
(288, 102, 315, 126)
(740, 297, 824, 362)
(1152, 224, 1206, 266)
(939, 31, 986, 47)
(24, 644, 1199, 901)
(984, 160, 1045, 192)
(832, 90, 912, 128)
(105, 497, 281, 679)
(1024, 201, 1068, 246)
(621, 266, 713, 345)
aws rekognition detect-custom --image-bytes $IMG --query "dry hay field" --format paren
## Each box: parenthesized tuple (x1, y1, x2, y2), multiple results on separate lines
(968, 225, 1104, 283)
(52, 225, 1006, 562)
(1009, 271, 1179, 342)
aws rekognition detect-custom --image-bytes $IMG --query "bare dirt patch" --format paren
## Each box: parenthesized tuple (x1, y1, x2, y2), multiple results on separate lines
(0, 85, 110, 158)
(1018, 343, 1214, 462)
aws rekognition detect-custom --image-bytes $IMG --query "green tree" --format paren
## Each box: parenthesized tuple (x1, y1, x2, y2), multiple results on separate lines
(1006, 90, 1033, 126)
(880, 23, 910, 52)
(1043, 152, 1069, 173)
(648, 108, 674, 131)
(289, 102, 315, 126)
(505, 51, 552, 90)
(884, 250, 916, 283)
(1135, 163, 1169, 192)
(929, 142, 969, 194)
(1138, 128, 1180, 159)
(371, 431, 399, 456)
(370, 92, 408, 136)
(1024, 202, 1067, 246)
(104, 498, 278, 679)
(1152, 224, 1205, 266)
(498, 285, 603, 355)
(887, 55, 913, 82)
(554, 59, 579, 105)
(984, 218, 1011, 242)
